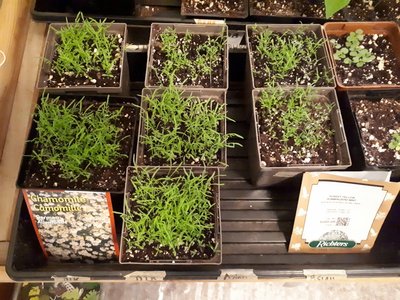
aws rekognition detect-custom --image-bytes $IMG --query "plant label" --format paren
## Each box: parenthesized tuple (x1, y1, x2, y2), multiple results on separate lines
(218, 269, 257, 281)
(289, 172, 400, 253)
(52, 276, 92, 283)
(22, 189, 119, 261)
(124, 271, 166, 282)
(303, 269, 347, 281)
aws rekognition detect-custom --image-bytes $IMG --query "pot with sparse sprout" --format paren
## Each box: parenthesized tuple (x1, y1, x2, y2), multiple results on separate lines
(136, 86, 242, 168)
(248, 85, 351, 187)
(145, 23, 228, 89)
(120, 166, 222, 264)
(341, 90, 400, 179)
(325, 22, 400, 90)
(181, 0, 248, 19)
(245, 24, 335, 89)
(17, 93, 138, 194)
(37, 13, 128, 94)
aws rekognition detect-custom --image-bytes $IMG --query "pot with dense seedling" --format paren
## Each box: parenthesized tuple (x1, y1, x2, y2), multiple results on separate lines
(17, 93, 138, 192)
(246, 24, 335, 88)
(136, 85, 242, 168)
(120, 166, 222, 264)
(145, 23, 228, 89)
(37, 13, 128, 93)
(325, 22, 400, 90)
(248, 85, 351, 187)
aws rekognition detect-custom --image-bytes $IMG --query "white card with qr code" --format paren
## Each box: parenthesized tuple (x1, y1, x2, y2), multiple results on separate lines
(302, 181, 386, 243)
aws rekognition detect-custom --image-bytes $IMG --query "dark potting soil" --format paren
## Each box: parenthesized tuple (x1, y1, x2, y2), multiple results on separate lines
(122, 187, 218, 262)
(256, 100, 337, 167)
(297, 0, 345, 18)
(22, 103, 135, 192)
(375, 0, 400, 21)
(248, 29, 332, 87)
(149, 33, 225, 88)
(351, 98, 400, 167)
(47, 35, 123, 88)
(331, 34, 400, 86)
(182, 0, 247, 16)
(251, 0, 300, 16)
(344, 0, 378, 21)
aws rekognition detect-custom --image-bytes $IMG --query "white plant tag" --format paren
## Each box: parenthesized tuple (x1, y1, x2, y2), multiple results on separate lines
(304, 269, 347, 281)
(218, 269, 257, 280)
(124, 271, 166, 282)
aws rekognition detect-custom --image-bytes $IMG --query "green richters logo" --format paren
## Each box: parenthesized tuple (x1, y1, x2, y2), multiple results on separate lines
(309, 240, 356, 248)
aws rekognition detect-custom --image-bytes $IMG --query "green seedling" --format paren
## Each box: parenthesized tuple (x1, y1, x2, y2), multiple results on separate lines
(31, 93, 127, 181)
(153, 27, 226, 86)
(122, 167, 217, 257)
(389, 132, 400, 152)
(50, 12, 121, 80)
(252, 26, 332, 86)
(140, 85, 242, 165)
(331, 29, 376, 67)
(258, 85, 334, 155)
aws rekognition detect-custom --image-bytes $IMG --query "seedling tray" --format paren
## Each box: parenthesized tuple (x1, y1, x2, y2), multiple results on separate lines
(6, 26, 400, 281)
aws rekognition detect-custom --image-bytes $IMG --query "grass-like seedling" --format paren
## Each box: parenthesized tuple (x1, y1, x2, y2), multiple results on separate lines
(50, 12, 121, 80)
(252, 26, 332, 86)
(331, 29, 376, 67)
(31, 93, 126, 181)
(152, 27, 226, 86)
(122, 167, 217, 258)
(389, 132, 400, 152)
(140, 86, 242, 165)
(258, 86, 334, 155)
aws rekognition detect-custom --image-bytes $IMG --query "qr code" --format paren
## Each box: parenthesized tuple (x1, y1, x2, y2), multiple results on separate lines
(336, 217, 350, 226)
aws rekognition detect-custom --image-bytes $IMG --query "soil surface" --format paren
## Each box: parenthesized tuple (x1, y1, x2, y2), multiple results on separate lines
(182, 0, 247, 16)
(251, 0, 344, 18)
(344, 0, 377, 20)
(375, 0, 400, 21)
(22, 101, 136, 192)
(297, 0, 345, 18)
(251, 0, 300, 16)
(256, 99, 337, 167)
(248, 29, 332, 87)
(122, 183, 218, 262)
(46, 34, 123, 88)
(351, 97, 400, 167)
(149, 31, 226, 88)
(330, 33, 400, 86)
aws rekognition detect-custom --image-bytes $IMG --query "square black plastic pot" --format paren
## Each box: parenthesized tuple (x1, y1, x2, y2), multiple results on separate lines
(248, 87, 352, 187)
(341, 90, 400, 179)
(246, 23, 336, 90)
(120, 166, 222, 265)
(136, 88, 228, 168)
(37, 23, 129, 94)
(16, 93, 140, 196)
(145, 23, 229, 89)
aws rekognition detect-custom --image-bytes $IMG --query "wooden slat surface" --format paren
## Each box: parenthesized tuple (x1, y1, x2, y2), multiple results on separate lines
(0, 19, 47, 269)
(0, 0, 31, 159)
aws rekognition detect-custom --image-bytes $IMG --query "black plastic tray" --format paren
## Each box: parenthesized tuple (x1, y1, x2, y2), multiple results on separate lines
(6, 26, 400, 281)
